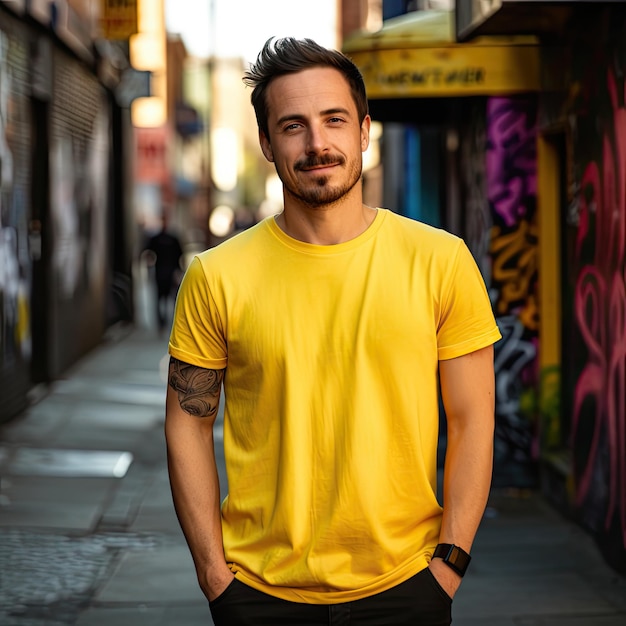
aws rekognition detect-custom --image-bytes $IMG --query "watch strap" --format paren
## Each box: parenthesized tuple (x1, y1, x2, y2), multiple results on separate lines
(433, 543, 471, 577)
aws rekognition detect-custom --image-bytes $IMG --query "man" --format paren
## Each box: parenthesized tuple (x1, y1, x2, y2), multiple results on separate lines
(165, 37, 501, 625)
(144, 216, 184, 334)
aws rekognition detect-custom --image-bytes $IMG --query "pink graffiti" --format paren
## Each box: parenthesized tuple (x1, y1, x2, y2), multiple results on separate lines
(573, 69, 626, 548)
(486, 98, 538, 227)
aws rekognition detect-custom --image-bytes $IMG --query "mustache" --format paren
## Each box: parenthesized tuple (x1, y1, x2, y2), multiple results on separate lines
(295, 154, 345, 170)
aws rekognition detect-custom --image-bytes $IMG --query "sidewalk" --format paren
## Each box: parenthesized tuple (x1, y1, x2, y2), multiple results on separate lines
(0, 325, 212, 626)
(1, 325, 625, 625)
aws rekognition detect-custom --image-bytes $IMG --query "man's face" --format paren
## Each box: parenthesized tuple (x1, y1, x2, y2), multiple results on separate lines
(260, 67, 370, 209)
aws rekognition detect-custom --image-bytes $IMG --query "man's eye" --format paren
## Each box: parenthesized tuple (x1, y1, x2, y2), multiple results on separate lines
(284, 123, 301, 131)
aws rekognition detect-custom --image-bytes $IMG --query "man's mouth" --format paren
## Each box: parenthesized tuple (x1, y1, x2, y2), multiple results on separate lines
(301, 164, 337, 172)
(296, 156, 343, 171)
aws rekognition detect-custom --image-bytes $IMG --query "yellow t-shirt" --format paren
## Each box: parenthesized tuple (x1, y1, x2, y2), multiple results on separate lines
(169, 209, 501, 603)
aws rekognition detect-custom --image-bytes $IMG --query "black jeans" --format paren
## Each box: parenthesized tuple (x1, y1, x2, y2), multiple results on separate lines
(209, 568, 452, 625)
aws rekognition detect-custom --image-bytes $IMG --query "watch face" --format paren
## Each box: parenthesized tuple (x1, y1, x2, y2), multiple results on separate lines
(449, 546, 470, 570)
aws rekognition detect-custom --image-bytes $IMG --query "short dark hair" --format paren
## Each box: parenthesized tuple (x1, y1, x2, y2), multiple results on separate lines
(243, 37, 369, 138)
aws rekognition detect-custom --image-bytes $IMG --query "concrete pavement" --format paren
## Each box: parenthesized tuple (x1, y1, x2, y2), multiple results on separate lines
(1, 324, 625, 625)
(0, 324, 211, 626)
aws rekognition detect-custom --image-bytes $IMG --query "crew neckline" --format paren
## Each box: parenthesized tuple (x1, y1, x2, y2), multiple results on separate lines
(265, 208, 386, 255)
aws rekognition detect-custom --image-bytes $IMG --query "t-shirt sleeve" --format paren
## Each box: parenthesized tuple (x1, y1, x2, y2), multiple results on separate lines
(437, 240, 502, 361)
(168, 256, 228, 369)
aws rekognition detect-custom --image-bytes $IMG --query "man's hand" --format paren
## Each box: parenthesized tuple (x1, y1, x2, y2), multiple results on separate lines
(428, 558, 462, 599)
(201, 565, 236, 602)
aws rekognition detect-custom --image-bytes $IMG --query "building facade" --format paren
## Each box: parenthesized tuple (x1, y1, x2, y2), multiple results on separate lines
(457, 0, 626, 576)
(0, 0, 137, 422)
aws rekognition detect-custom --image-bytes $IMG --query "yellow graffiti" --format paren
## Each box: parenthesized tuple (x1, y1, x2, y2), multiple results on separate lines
(491, 219, 538, 326)
(15, 289, 31, 348)
(518, 293, 539, 332)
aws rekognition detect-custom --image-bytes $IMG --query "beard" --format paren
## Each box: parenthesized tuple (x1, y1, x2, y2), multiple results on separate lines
(278, 154, 363, 208)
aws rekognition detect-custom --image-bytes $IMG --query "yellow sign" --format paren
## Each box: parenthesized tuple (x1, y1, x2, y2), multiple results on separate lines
(350, 45, 540, 98)
(101, 0, 138, 40)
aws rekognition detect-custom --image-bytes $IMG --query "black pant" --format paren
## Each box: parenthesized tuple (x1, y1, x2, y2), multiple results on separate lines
(155, 276, 175, 332)
(209, 568, 452, 625)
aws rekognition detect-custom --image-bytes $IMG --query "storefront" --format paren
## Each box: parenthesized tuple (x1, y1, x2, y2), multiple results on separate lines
(345, 9, 539, 101)
(0, 1, 129, 423)
(0, 4, 34, 422)
(456, 0, 626, 573)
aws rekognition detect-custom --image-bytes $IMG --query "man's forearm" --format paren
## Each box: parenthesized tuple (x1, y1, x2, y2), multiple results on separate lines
(428, 416, 493, 598)
(165, 391, 234, 600)
(438, 420, 493, 551)
(437, 346, 495, 551)
(432, 346, 496, 596)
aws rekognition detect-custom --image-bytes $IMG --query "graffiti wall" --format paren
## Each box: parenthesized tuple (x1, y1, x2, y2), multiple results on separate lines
(535, 8, 626, 570)
(0, 7, 120, 423)
(564, 64, 626, 572)
(461, 96, 540, 487)
(48, 48, 111, 378)
(0, 14, 32, 423)
(487, 97, 539, 488)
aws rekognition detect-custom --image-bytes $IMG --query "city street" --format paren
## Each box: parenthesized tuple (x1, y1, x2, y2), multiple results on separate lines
(1, 317, 625, 625)
(1, 2, 626, 625)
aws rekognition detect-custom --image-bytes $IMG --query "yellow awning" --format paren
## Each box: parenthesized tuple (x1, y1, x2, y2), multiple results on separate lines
(342, 10, 540, 98)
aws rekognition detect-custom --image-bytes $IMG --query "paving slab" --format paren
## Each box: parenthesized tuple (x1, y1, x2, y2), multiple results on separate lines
(99, 467, 156, 529)
(76, 603, 213, 626)
(51, 427, 147, 452)
(61, 401, 164, 428)
(8, 448, 133, 478)
(94, 544, 206, 604)
(0, 476, 114, 531)
(0, 399, 72, 444)
(513, 617, 626, 625)
(51, 379, 166, 407)
(128, 471, 182, 534)
(454, 616, 626, 626)
(453, 491, 626, 623)
(456, 572, 617, 619)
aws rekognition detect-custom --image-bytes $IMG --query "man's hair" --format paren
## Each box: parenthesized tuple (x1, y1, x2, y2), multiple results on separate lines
(243, 37, 369, 138)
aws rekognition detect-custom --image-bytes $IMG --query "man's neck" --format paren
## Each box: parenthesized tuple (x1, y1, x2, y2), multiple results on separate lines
(275, 200, 377, 245)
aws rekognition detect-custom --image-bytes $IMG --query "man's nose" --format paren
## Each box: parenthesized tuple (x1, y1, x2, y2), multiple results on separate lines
(306, 125, 328, 154)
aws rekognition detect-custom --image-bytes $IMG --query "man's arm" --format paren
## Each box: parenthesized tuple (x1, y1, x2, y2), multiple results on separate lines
(429, 345, 496, 597)
(164, 357, 234, 601)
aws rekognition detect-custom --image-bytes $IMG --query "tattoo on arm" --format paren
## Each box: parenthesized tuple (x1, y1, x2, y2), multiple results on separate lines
(168, 357, 224, 418)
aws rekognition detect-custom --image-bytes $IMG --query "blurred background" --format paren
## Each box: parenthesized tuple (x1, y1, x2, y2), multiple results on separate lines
(0, 0, 625, 588)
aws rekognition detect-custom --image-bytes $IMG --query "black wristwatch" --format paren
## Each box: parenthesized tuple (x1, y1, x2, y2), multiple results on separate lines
(433, 543, 472, 577)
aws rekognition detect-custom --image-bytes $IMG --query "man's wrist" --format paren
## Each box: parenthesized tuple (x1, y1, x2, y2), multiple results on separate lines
(198, 561, 234, 600)
(433, 543, 472, 577)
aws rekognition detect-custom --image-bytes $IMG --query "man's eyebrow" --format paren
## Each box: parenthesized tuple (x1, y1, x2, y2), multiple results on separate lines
(322, 107, 352, 118)
(275, 108, 353, 128)
(275, 113, 302, 128)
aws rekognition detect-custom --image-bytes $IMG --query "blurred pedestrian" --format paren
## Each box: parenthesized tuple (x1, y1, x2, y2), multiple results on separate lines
(165, 37, 501, 625)
(144, 216, 183, 335)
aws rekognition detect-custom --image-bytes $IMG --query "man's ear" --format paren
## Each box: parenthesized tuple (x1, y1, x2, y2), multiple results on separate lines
(260, 130, 274, 162)
(360, 115, 371, 152)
